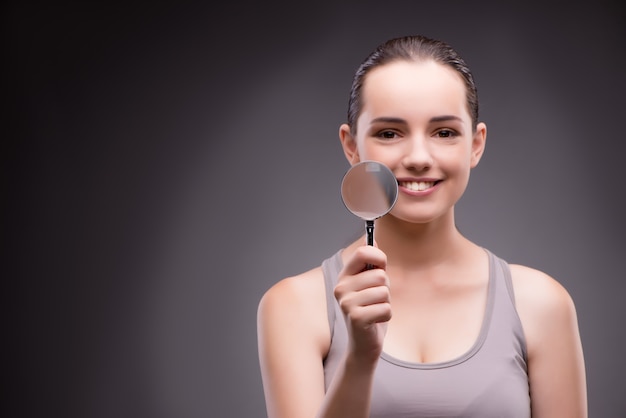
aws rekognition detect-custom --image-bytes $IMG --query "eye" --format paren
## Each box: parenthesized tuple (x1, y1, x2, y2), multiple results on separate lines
(435, 129, 457, 138)
(375, 130, 400, 140)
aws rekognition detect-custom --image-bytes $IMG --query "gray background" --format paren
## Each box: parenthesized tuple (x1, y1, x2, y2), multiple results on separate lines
(5, 1, 625, 417)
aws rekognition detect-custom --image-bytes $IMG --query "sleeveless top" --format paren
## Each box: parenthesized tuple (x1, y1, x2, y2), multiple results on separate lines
(321, 248, 531, 417)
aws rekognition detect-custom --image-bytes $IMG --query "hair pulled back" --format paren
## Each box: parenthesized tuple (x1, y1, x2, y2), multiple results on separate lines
(347, 35, 479, 134)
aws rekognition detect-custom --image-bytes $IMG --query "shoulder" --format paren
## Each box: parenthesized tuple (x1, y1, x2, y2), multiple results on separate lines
(508, 264, 579, 355)
(257, 266, 330, 353)
(258, 266, 327, 316)
(509, 264, 576, 316)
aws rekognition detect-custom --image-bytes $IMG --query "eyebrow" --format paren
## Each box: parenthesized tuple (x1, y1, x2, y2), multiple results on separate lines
(429, 115, 463, 123)
(370, 115, 463, 124)
(370, 116, 406, 124)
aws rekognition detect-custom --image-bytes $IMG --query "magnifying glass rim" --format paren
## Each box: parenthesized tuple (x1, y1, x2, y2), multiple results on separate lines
(340, 160, 398, 221)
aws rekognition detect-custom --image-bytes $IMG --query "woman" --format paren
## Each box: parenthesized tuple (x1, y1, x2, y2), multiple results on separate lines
(257, 35, 587, 418)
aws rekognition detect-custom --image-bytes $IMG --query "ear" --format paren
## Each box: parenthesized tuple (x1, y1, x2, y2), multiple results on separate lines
(339, 123, 361, 165)
(470, 122, 487, 168)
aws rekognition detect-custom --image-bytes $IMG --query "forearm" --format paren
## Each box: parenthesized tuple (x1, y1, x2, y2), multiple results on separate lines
(316, 354, 377, 418)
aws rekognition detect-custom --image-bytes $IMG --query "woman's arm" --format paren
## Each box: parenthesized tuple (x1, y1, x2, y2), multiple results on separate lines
(317, 245, 391, 417)
(511, 265, 588, 418)
(257, 245, 390, 418)
(257, 269, 329, 418)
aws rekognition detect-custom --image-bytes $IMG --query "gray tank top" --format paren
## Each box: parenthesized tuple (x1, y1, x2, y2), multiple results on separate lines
(321, 248, 530, 417)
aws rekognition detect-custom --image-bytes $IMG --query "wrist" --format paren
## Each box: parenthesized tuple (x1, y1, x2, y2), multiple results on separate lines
(344, 348, 380, 373)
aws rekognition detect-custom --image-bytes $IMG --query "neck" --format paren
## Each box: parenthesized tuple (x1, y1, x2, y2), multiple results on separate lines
(372, 211, 470, 269)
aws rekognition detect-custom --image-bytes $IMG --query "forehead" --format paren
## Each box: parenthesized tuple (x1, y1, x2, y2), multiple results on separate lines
(361, 60, 468, 120)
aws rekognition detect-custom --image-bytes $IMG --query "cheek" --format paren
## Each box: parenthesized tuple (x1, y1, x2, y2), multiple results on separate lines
(357, 141, 368, 158)
(437, 147, 472, 172)
(358, 141, 394, 162)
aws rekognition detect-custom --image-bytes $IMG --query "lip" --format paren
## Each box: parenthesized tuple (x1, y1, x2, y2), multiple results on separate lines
(396, 177, 442, 197)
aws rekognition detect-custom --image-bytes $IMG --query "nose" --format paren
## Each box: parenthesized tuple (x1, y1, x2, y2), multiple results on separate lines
(402, 135, 433, 171)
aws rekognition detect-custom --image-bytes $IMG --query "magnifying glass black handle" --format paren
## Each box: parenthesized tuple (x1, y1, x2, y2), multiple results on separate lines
(366, 219, 374, 270)
(366, 220, 374, 246)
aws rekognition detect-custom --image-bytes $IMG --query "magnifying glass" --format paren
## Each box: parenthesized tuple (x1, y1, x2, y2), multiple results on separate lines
(340, 161, 398, 249)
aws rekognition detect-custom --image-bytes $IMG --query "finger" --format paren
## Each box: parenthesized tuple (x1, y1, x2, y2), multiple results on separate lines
(335, 268, 389, 295)
(349, 302, 392, 326)
(340, 284, 390, 309)
(342, 245, 387, 275)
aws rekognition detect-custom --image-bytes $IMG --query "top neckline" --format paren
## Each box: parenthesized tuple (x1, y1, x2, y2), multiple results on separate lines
(334, 248, 497, 370)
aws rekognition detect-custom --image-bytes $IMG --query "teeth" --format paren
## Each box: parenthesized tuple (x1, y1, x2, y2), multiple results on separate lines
(401, 181, 435, 191)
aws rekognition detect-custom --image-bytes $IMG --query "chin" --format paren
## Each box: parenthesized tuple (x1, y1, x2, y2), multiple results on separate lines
(387, 210, 448, 226)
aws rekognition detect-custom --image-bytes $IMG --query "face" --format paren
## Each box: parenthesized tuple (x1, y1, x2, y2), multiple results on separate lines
(339, 60, 487, 224)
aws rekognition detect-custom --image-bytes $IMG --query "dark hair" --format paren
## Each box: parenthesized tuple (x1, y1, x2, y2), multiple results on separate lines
(347, 35, 479, 134)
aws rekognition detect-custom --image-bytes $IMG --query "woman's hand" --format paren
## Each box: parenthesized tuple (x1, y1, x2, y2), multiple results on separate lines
(334, 244, 391, 364)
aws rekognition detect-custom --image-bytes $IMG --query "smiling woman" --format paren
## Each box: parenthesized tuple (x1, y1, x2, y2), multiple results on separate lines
(257, 35, 587, 418)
